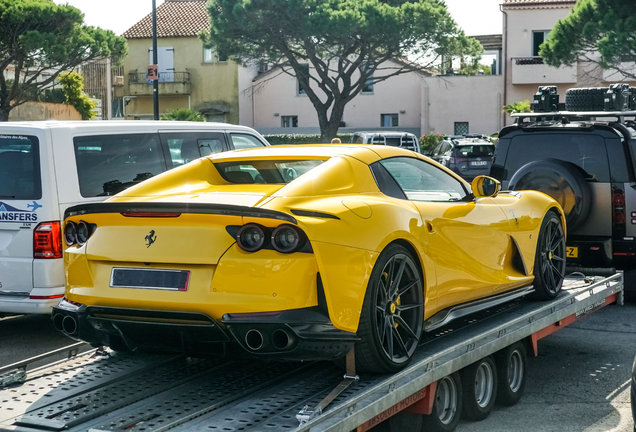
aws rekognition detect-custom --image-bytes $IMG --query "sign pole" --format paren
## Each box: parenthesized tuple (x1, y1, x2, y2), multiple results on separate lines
(152, 0, 159, 120)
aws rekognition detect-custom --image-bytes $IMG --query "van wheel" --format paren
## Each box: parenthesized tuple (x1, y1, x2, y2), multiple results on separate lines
(421, 373, 463, 432)
(532, 211, 566, 300)
(461, 356, 497, 421)
(495, 342, 527, 406)
(508, 159, 591, 231)
(355, 244, 424, 373)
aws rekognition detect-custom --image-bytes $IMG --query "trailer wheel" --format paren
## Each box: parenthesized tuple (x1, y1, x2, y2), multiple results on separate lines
(532, 211, 566, 300)
(461, 356, 497, 421)
(495, 342, 527, 406)
(356, 244, 424, 373)
(421, 373, 462, 432)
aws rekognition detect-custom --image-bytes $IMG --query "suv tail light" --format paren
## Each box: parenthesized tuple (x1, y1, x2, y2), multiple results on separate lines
(612, 189, 626, 225)
(33, 221, 63, 259)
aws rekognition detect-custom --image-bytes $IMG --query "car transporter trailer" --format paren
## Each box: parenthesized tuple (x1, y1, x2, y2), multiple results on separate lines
(0, 272, 624, 432)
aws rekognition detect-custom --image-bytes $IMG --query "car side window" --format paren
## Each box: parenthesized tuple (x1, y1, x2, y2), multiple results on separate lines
(379, 157, 468, 202)
(198, 139, 225, 157)
(432, 143, 444, 156)
(230, 133, 266, 150)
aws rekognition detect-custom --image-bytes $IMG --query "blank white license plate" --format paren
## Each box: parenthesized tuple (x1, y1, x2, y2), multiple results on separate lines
(470, 161, 488, 166)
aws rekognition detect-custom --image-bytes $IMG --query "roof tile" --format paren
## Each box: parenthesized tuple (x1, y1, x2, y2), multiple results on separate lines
(122, 0, 208, 39)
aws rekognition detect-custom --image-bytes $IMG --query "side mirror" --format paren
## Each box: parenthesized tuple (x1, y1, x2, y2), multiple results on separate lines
(471, 176, 501, 198)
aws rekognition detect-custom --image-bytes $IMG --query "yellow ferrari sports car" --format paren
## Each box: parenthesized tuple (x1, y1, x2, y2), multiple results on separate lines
(53, 145, 566, 373)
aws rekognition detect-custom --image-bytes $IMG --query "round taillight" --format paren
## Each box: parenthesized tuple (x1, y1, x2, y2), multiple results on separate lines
(76, 221, 90, 245)
(64, 222, 77, 246)
(237, 224, 266, 252)
(271, 225, 300, 253)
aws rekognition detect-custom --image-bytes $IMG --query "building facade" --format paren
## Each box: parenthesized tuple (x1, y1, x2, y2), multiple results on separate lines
(119, 0, 240, 122)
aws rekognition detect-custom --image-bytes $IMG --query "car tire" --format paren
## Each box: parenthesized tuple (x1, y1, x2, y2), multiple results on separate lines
(565, 87, 607, 111)
(508, 159, 591, 232)
(494, 342, 527, 407)
(461, 356, 497, 421)
(355, 243, 424, 373)
(421, 373, 463, 432)
(531, 211, 567, 300)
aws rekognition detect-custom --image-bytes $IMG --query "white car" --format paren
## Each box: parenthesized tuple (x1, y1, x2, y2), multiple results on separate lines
(351, 131, 421, 153)
(0, 121, 269, 314)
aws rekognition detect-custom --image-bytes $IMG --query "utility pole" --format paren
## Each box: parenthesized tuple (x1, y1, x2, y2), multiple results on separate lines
(152, 0, 159, 120)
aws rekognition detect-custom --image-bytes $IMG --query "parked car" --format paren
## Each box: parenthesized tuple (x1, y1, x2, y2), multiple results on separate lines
(430, 134, 495, 180)
(490, 84, 636, 276)
(0, 121, 269, 315)
(54, 144, 565, 373)
(351, 131, 421, 153)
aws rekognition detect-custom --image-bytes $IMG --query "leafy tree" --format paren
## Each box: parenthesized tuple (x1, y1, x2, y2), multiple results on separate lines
(540, 0, 636, 80)
(203, 0, 482, 142)
(503, 100, 531, 115)
(161, 108, 206, 122)
(0, 0, 127, 121)
(58, 71, 96, 120)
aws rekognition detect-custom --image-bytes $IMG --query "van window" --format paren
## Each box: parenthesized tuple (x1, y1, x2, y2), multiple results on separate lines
(74, 134, 166, 197)
(230, 134, 266, 150)
(0, 134, 41, 199)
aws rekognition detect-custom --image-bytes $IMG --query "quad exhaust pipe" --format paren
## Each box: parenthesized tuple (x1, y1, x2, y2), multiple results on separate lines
(244, 328, 294, 351)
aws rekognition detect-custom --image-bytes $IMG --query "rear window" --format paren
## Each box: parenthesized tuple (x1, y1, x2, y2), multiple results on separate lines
(74, 134, 166, 197)
(214, 160, 324, 184)
(0, 134, 41, 199)
(454, 144, 494, 157)
(504, 134, 610, 182)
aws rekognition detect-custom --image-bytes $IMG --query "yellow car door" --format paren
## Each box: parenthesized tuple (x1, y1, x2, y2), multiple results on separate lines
(377, 157, 511, 315)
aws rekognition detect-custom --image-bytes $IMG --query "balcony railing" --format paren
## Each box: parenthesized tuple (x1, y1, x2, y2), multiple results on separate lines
(511, 57, 576, 85)
(128, 71, 190, 84)
(127, 71, 191, 95)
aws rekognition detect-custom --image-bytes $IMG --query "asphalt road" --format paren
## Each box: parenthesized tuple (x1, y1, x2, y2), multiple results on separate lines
(1, 299, 635, 431)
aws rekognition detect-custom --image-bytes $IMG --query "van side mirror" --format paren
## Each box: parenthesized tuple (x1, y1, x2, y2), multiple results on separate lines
(471, 176, 501, 198)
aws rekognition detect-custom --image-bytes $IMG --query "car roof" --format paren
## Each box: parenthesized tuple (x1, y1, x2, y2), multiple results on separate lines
(208, 144, 418, 165)
(0, 121, 261, 134)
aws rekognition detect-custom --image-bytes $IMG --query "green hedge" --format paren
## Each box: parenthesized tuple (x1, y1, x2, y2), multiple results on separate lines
(263, 133, 353, 145)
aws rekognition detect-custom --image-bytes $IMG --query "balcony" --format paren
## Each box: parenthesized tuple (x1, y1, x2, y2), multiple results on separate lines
(128, 71, 191, 95)
(511, 57, 577, 85)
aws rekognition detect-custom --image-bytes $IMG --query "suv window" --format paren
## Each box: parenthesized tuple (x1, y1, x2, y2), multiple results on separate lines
(74, 134, 167, 197)
(0, 134, 41, 199)
(504, 134, 611, 182)
(380, 157, 467, 202)
(454, 144, 494, 157)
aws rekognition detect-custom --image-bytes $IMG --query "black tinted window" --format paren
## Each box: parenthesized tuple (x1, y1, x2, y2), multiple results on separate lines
(0, 135, 41, 199)
(215, 160, 324, 184)
(505, 134, 610, 182)
(74, 134, 166, 197)
(453, 144, 494, 157)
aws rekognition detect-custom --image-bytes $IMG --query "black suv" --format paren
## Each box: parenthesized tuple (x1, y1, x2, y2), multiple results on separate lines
(431, 134, 495, 180)
(491, 85, 636, 277)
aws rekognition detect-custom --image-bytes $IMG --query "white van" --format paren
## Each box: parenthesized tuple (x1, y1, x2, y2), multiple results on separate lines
(0, 121, 269, 315)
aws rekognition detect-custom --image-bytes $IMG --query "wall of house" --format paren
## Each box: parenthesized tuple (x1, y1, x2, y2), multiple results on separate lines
(9, 102, 81, 121)
(423, 75, 504, 136)
(123, 37, 240, 123)
(252, 60, 423, 135)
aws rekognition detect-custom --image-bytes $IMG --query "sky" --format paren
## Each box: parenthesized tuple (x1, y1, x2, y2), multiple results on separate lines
(52, 0, 504, 37)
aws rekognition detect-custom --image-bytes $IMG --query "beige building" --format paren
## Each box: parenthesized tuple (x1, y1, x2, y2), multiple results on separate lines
(119, 0, 240, 122)
(502, 0, 636, 124)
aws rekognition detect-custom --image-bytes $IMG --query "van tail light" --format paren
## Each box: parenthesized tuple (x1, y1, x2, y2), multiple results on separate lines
(612, 189, 626, 225)
(33, 221, 63, 259)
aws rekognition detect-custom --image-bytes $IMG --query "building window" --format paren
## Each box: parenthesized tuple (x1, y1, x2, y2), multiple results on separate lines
(218, 50, 228, 62)
(282, 116, 298, 128)
(203, 48, 213, 63)
(454, 122, 469, 135)
(297, 64, 309, 95)
(361, 65, 373, 94)
(532, 30, 550, 57)
(381, 114, 398, 127)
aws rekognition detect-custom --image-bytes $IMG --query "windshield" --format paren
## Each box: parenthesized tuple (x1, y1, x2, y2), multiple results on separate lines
(0, 134, 41, 199)
(214, 159, 325, 184)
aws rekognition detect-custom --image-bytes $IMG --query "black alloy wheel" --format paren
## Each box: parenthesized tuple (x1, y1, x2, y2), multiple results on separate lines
(356, 244, 424, 373)
(532, 211, 566, 300)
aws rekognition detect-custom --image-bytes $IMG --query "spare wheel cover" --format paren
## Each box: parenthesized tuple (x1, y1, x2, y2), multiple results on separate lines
(508, 159, 591, 231)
